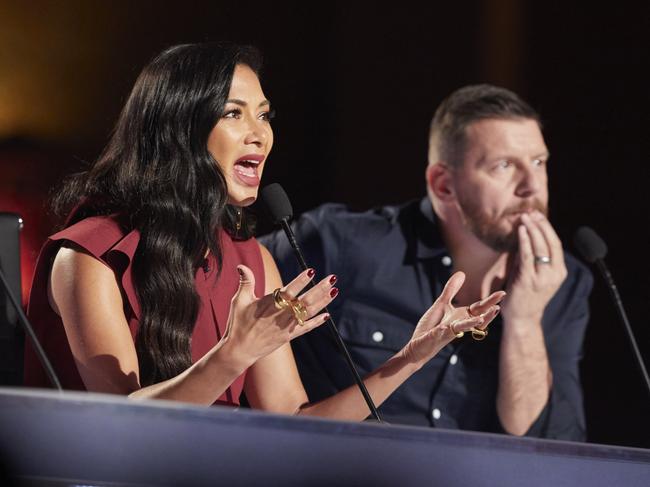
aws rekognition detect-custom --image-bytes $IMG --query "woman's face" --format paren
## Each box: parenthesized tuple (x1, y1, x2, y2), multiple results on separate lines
(207, 64, 274, 206)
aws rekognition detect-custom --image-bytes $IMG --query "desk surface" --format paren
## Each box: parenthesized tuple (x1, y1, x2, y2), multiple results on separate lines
(1, 388, 649, 486)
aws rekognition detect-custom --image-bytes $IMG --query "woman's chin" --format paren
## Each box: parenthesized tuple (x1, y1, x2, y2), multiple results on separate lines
(227, 192, 258, 207)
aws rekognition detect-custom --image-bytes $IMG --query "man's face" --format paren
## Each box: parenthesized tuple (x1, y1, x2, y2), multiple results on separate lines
(451, 118, 549, 252)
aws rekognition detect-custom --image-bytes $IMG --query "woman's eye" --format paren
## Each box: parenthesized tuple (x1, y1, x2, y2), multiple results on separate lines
(496, 160, 511, 170)
(532, 158, 545, 167)
(260, 109, 276, 122)
(223, 108, 241, 119)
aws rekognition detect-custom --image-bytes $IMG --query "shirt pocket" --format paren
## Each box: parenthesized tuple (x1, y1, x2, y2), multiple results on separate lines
(334, 301, 414, 373)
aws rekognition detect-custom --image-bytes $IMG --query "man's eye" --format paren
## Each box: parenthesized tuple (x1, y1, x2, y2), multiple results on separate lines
(532, 158, 545, 167)
(497, 160, 511, 169)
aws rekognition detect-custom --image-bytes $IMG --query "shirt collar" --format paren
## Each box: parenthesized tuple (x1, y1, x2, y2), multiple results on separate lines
(415, 197, 449, 260)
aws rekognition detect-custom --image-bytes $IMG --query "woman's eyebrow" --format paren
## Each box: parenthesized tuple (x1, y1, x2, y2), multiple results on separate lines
(225, 99, 271, 107)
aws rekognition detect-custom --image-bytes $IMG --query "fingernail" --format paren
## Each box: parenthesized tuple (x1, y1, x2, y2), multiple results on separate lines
(329, 275, 338, 285)
(494, 308, 500, 317)
(307, 268, 315, 278)
(330, 287, 339, 298)
(323, 314, 330, 321)
(237, 267, 244, 277)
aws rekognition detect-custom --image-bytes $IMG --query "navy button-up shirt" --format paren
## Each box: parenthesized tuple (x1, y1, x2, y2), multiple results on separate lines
(260, 198, 592, 440)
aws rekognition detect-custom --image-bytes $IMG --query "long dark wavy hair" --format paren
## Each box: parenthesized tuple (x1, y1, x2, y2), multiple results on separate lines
(53, 42, 262, 386)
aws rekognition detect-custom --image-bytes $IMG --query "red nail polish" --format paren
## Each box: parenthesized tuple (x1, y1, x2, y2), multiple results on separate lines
(307, 268, 315, 278)
(323, 314, 330, 321)
(330, 287, 339, 298)
(329, 275, 338, 285)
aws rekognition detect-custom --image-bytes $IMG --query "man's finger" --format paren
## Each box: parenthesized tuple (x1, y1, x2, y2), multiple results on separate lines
(532, 212, 565, 266)
(522, 213, 551, 263)
(517, 224, 535, 274)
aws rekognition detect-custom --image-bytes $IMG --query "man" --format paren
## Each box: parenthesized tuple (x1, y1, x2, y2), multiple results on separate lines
(260, 85, 592, 440)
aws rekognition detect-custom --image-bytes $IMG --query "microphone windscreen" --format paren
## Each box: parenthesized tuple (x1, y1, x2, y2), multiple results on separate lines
(574, 226, 608, 263)
(260, 183, 293, 224)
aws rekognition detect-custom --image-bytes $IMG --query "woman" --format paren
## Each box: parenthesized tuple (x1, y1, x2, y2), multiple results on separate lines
(25, 43, 504, 420)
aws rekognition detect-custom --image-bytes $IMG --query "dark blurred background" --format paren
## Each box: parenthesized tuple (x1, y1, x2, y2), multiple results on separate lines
(1, 1, 648, 448)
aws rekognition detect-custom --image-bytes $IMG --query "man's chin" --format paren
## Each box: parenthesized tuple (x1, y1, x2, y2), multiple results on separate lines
(475, 226, 519, 253)
(460, 204, 532, 253)
(488, 234, 519, 253)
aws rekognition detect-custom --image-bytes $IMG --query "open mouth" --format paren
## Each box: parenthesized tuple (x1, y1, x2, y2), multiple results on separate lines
(235, 159, 259, 176)
(233, 155, 264, 187)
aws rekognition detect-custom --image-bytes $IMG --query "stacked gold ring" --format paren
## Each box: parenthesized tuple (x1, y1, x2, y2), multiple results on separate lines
(470, 327, 488, 341)
(466, 305, 488, 341)
(450, 324, 488, 341)
(273, 288, 308, 326)
(291, 300, 308, 325)
(450, 322, 464, 339)
(273, 288, 291, 310)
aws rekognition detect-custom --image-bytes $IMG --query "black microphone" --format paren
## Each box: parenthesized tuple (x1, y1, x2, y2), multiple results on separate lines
(0, 267, 62, 391)
(574, 227, 607, 263)
(574, 226, 650, 398)
(260, 183, 384, 423)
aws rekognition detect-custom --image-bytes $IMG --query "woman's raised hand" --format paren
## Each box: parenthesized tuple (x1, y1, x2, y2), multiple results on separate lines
(402, 271, 506, 365)
(223, 265, 337, 365)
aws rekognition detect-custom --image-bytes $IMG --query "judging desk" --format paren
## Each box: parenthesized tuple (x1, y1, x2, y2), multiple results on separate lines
(1, 388, 649, 486)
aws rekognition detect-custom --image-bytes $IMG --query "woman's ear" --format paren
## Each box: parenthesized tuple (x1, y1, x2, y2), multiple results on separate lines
(426, 163, 455, 202)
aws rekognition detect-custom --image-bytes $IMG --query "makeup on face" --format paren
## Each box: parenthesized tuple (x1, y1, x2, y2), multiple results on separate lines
(207, 64, 274, 206)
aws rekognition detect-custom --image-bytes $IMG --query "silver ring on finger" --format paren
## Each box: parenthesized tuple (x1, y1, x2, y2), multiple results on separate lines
(534, 255, 552, 265)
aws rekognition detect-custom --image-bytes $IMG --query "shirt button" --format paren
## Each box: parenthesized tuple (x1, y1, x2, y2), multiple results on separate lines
(432, 408, 441, 420)
(449, 354, 458, 365)
(441, 255, 452, 266)
(372, 331, 384, 343)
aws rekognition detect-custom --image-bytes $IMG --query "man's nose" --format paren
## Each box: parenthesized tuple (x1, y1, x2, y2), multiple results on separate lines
(515, 165, 542, 197)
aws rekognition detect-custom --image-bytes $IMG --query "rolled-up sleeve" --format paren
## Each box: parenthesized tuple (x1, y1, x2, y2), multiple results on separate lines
(519, 263, 593, 440)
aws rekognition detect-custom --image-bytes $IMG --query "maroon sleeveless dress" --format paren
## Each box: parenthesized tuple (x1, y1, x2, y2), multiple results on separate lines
(24, 215, 265, 406)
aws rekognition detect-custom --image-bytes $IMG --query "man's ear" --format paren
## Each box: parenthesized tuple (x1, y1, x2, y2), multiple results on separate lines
(426, 163, 455, 202)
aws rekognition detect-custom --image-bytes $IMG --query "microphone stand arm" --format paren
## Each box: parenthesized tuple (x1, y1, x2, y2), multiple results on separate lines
(596, 259, 650, 398)
(0, 267, 62, 391)
(280, 219, 384, 423)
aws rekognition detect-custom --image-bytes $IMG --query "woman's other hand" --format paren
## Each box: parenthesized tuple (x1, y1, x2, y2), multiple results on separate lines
(402, 271, 505, 365)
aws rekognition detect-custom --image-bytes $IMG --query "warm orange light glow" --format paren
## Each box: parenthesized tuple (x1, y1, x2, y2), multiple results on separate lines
(0, 1, 127, 142)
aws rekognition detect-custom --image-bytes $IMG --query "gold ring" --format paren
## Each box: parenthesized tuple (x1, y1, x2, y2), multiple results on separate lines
(471, 327, 488, 341)
(291, 300, 308, 326)
(466, 305, 476, 317)
(450, 322, 464, 339)
(273, 288, 291, 310)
